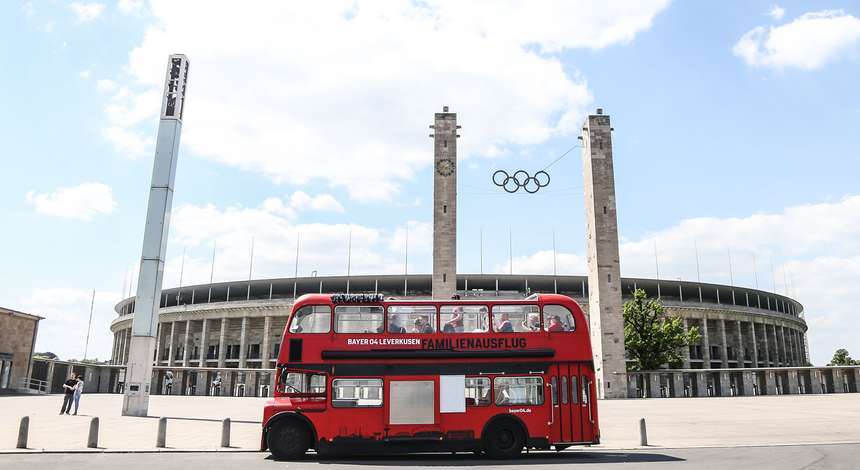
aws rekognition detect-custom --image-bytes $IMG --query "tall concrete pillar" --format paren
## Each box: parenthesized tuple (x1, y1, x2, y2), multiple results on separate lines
(111, 333, 118, 364)
(649, 374, 661, 398)
(719, 371, 731, 397)
(430, 106, 458, 300)
(719, 319, 729, 368)
(736, 320, 745, 364)
(196, 371, 207, 396)
(182, 320, 191, 366)
(217, 319, 227, 368)
(45, 361, 55, 393)
(261, 316, 271, 367)
(173, 370, 184, 395)
(761, 323, 770, 366)
(742, 371, 753, 396)
(696, 372, 708, 397)
(765, 370, 777, 395)
(672, 373, 684, 398)
(701, 317, 711, 366)
(198, 318, 208, 364)
(787, 370, 799, 394)
(247, 371, 257, 397)
(122, 54, 190, 417)
(810, 369, 823, 394)
(750, 321, 759, 368)
(238, 316, 248, 368)
(153, 324, 161, 364)
(682, 318, 691, 368)
(167, 321, 176, 367)
(581, 108, 627, 399)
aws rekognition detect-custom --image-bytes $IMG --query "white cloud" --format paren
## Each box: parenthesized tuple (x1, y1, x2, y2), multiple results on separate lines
(510, 195, 860, 366)
(22, 2, 35, 18)
(102, 125, 153, 158)
(15, 288, 120, 361)
(288, 191, 345, 213)
(69, 2, 105, 22)
(96, 78, 117, 92)
(734, 10, 860, 70)
(25, 182, 117, 221)
(102, 1, 668, 201)
(117, 0, 144, 15)
(768, 5, 785, 20)
(79, 70, 91, 80)
(159, 199, 432, 288)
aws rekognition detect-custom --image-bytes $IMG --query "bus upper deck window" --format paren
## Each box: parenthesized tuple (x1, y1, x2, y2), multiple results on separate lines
(440, 305, 488, 333)
(289, 305, 332, 333)
(387, 305, 438, 334)
(543, 305, 576, 332)
(492, 305, 540, 333)
(334, 306, 384, 333)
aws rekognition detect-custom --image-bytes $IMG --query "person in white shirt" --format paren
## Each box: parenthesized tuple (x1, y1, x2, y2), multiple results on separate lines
(72, 375, 84, 415)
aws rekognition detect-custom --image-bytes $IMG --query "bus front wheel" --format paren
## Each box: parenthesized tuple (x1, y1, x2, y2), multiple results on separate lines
(483, 420, 524, 459)
(267, 419, 310, 460)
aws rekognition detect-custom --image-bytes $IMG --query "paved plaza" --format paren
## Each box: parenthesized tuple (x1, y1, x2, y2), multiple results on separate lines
(1, 393, 859, 452)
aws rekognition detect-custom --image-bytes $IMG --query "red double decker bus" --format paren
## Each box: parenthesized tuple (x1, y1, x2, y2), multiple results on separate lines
(262, 293, 599, 459)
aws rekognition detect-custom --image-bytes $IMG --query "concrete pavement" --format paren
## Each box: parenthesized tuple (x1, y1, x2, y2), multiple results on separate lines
(1, 444, 859, 470)
(1, 393, 859, 451)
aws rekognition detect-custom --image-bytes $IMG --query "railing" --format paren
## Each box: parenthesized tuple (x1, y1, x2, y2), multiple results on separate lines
(18, 377, 48, 394)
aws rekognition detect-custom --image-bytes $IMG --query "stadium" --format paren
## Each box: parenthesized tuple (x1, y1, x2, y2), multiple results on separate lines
(108, 273, 809, 397)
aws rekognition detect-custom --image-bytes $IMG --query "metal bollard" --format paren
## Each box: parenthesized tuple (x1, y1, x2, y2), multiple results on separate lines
(87, 417, 99, 448)
(639, 418, 648, 446)
(17, 416, 29, 449)
(221, 418, 231, 447)
(156, 417, 167, 448)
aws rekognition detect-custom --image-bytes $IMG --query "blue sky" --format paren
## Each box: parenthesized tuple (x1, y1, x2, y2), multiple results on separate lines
(2, 1, 859, 365)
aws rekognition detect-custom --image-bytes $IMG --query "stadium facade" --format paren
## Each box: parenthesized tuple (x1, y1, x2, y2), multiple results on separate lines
(108, 273, 809, 397)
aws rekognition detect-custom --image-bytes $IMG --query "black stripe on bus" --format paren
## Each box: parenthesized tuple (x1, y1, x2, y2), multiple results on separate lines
(320, 348, 555, 360)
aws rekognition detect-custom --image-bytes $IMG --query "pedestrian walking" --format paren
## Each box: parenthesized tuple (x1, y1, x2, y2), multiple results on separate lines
(59, 373, 77, 415)
(72, 375, 84, 415)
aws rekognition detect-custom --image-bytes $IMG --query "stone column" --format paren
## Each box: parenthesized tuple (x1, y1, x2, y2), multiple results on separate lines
(238, 316, 248, 368)
(809, 369, 823, 394)
(701, 316, 711, 366)
(431, 106, 458, 300)
(217, 319, 227, 368)
(199, 318, 208, 365)
(736, 320, 745, 365)
(153, 324, 161, 365)
(117, 330, 125, 365)
(719, 319, 729, 368)
(672, 373, 684, 398)
(682, 318, 691, 369)
(761, 324, 770, 367)
(779, 326, 788, 366)
(696, 372, 708, 398)
(182, 320, 191, 366)
(261, 316, 272, 368)
(649, 373, 661, 398)
(222, 370, 233, 397)
(247, 371, 257, 397)
(196, 371, 207, 396)
(787, 370, 799, 394)
(750, 321, 759, 368)
(719, 371, 730, 397)
(765, 370, 777, 395)
(167, 321, 176, 367)
(742, 371, 753, 396)
(173, 370, 184, 395)
(833, 369, 845, 393)
(45, 361, 56, 393)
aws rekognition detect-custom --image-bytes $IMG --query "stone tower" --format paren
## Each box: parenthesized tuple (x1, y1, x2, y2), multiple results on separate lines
(431, 106, 459, 299)
(581, 108, 628, 399)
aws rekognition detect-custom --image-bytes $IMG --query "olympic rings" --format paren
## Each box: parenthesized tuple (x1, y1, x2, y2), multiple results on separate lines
(492, 169, 551, 193)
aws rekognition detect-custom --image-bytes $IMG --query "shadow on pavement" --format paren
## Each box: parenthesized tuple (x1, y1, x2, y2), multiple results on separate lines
(139, 415, 261, 425)
(267, 451, 684, 466)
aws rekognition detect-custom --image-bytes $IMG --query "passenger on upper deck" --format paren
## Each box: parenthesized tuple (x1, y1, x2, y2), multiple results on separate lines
(547, 315, 565, 332)
(522, 313, 541, 332)
(444, 306, 465, 333)
(413, 317, 434, 334)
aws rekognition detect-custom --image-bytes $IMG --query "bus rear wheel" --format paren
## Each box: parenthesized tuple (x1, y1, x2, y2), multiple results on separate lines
(267, 419, 310, 460)
(483, 420, 524, 459)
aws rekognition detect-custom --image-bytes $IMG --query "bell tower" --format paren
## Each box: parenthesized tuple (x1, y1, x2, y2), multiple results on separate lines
(430, 106, 459, 299)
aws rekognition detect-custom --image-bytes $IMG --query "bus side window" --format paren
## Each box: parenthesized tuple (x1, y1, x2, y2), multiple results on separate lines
(387, 305, 437, 334)
(492, 305, 540, 333)
(561, 376, 568, 404)
(334, 306, 384, 333)
(332, 378, 383, 407)
(582, 378, 589, 406)
(543, 305, 576, 332)
(494, 376, 544, 405)
(440, 305, 489, 333)
(465, 377, 490, 406)
(550, 377, 558, 405)
(289, 305, 332, 333)
(571, 375, 579, 404)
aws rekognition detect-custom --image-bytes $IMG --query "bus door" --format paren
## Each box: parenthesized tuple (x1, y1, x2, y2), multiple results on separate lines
(577, 363, 596, 443)
(385, 376, 440, 439)
(548, 364, 582, 444)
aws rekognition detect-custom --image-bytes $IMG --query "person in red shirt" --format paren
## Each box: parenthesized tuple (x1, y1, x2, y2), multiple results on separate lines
(547, 315, 565, 332)
(445, 307, 465, 333)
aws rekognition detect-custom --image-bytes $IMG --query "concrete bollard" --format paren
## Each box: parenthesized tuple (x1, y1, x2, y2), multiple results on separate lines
(87, 417, 99, 448)
(639, 418, 648, 446)
(156, 417, 167, 448)
(17, 416, 29, 449)
(221, 418, 231, 447)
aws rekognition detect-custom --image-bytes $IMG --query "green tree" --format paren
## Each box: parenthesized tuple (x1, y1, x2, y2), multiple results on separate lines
(624, 289, 701, 371)
(828, 348, 858, 366)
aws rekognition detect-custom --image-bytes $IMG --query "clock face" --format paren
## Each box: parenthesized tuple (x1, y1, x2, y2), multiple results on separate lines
(436, 158, 455, 177)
